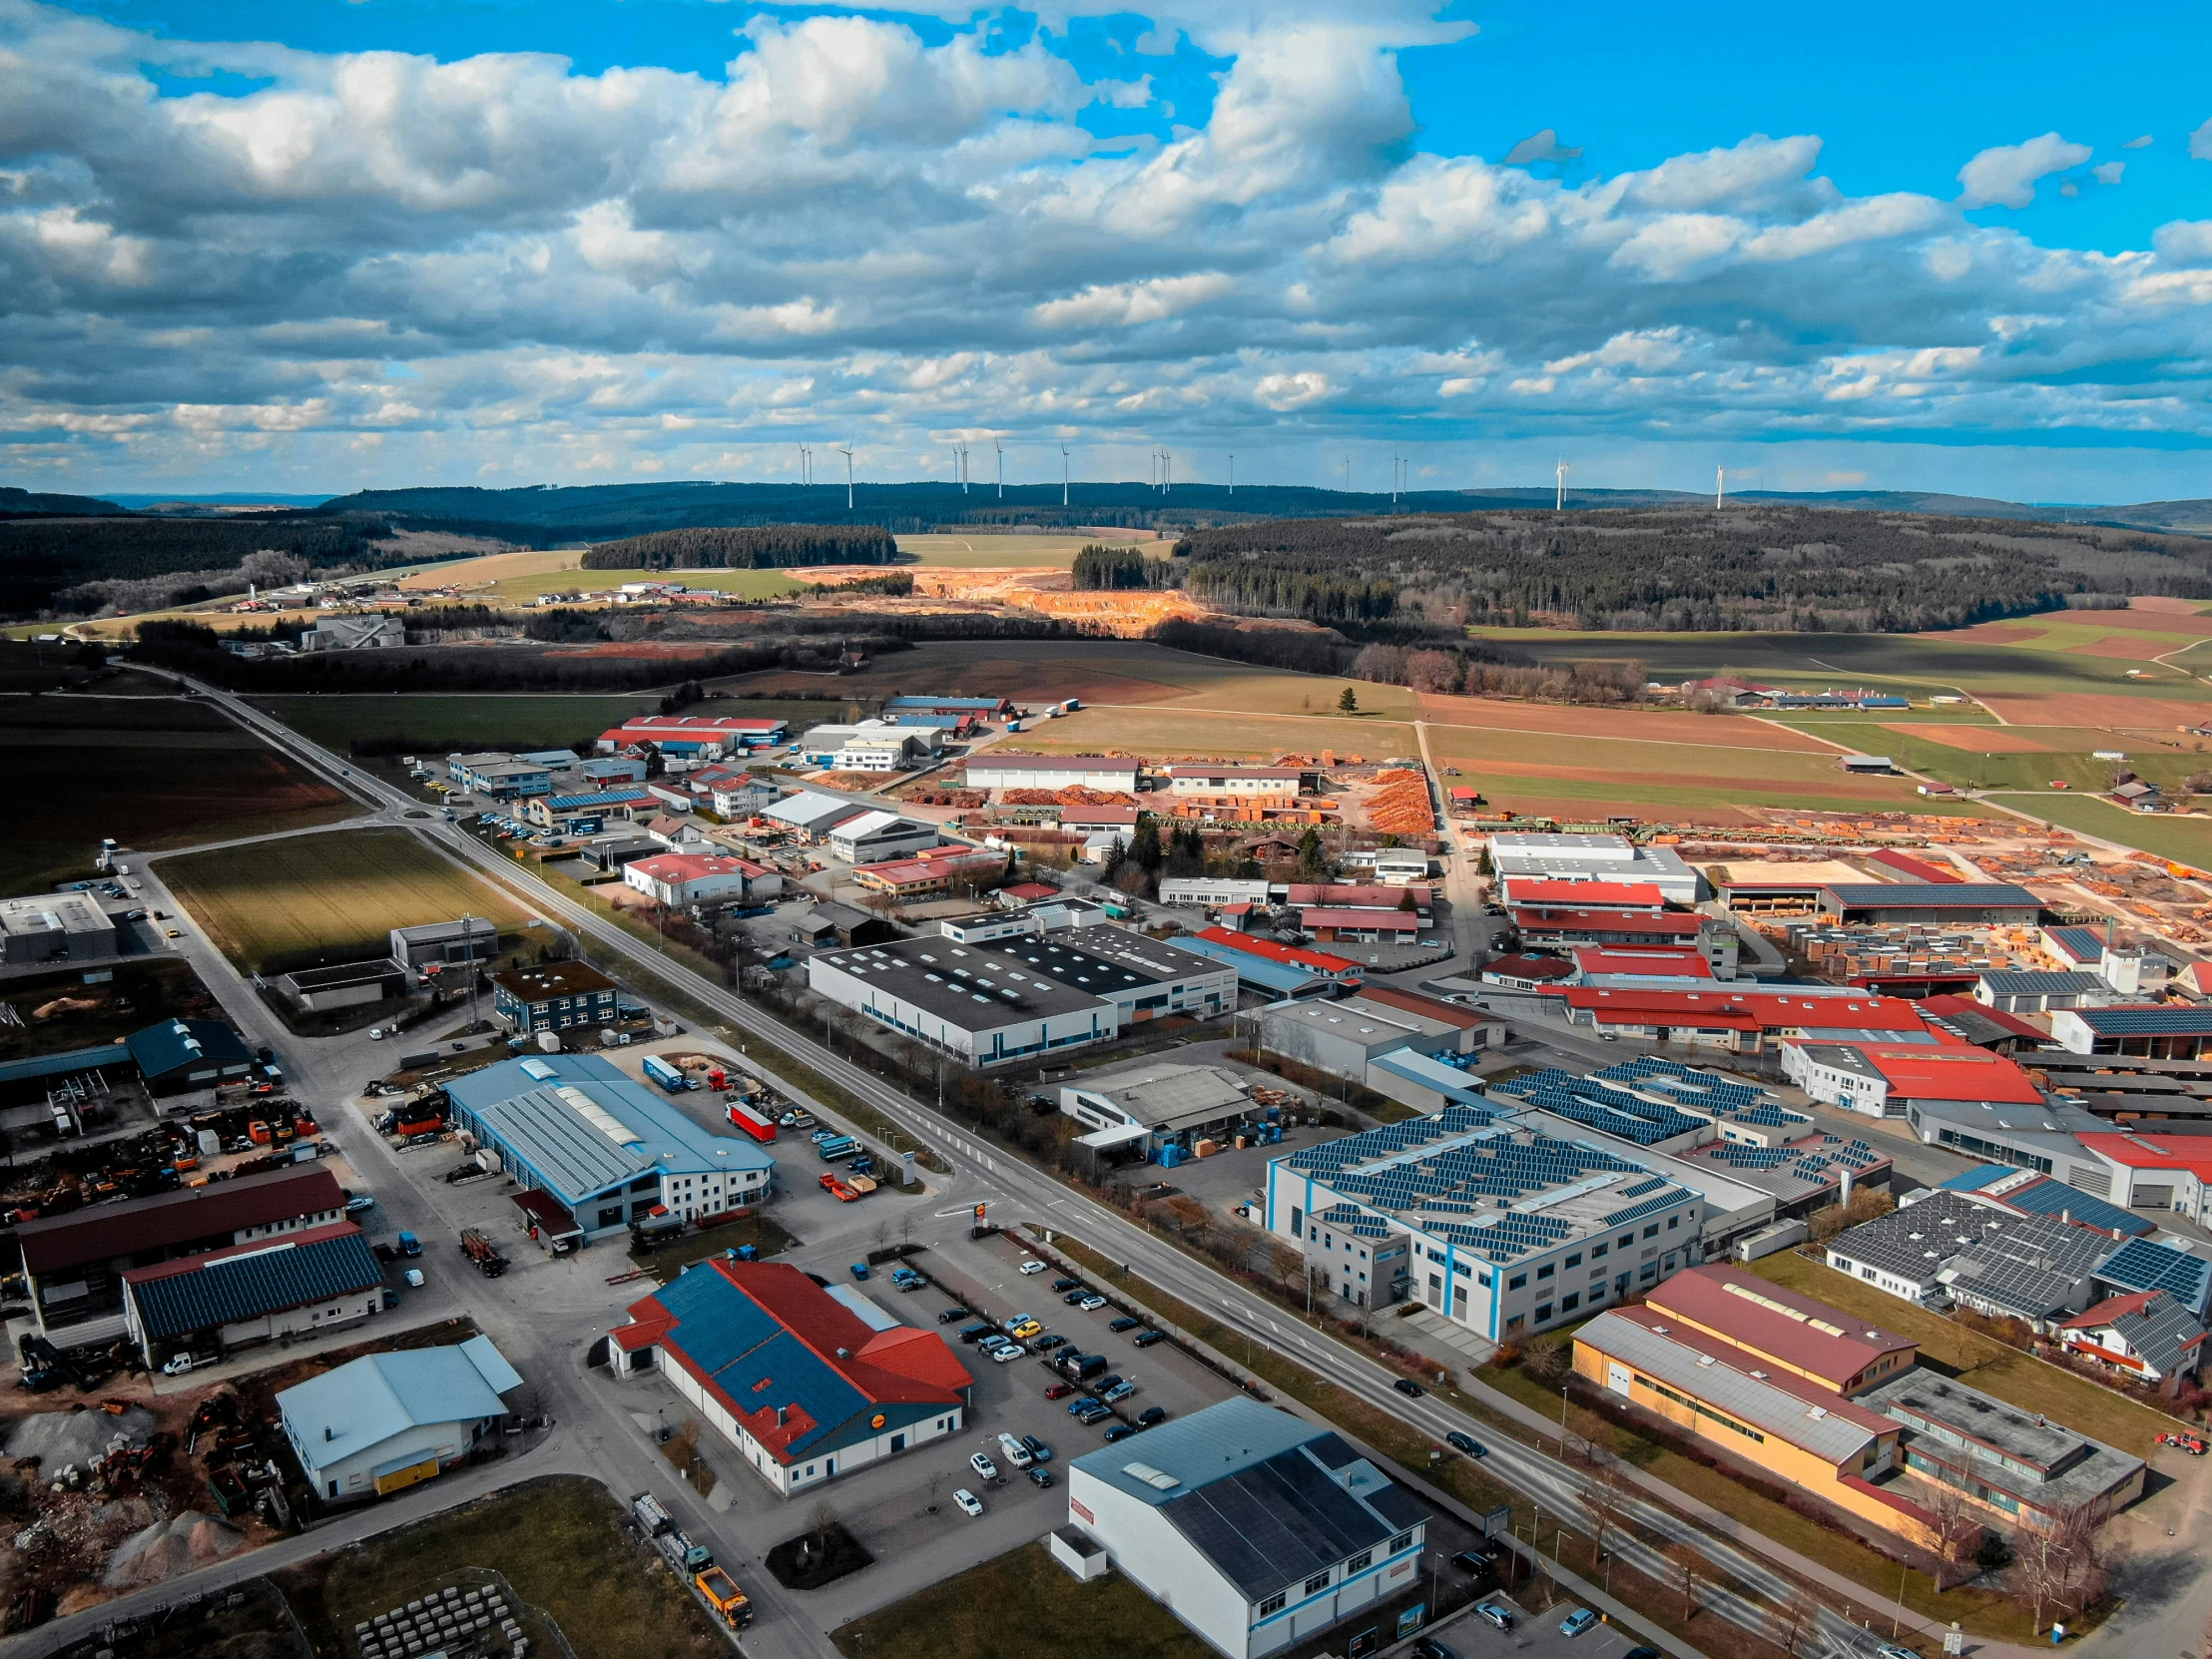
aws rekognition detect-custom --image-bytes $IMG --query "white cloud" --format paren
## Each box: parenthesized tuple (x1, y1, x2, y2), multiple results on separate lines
(2092, 162, 2124, 186)
(1956, 132, 2091, 208)
(1032, 273, 1236, 327)
(2193, 119, 2212, 161)
(1253, 370, 1331, 409)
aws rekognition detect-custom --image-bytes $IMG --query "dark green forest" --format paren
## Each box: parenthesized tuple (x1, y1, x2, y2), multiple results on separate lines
(1070, 544, 1177, 590)
(1174, 507, 2212, 632)
(579, 524, 896, 569)
(0, 513, 386, 616)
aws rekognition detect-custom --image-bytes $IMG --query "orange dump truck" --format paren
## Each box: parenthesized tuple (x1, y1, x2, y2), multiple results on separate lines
(695, 1567, 753, 1628)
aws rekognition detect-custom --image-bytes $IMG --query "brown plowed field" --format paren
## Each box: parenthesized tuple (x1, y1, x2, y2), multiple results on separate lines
(2064, 634, 2179, 659)
(2124, 596, 2212, 616)
(1474, 792, 1763, 826)
(1413, 693, 1831, 750)
(1460, 758, 1901, 799)
(2044, 606, 2212, 633)
(1894, 725, 2060, 753)
(1978, 693, 2212, 727)
(570, 641, 740, 659)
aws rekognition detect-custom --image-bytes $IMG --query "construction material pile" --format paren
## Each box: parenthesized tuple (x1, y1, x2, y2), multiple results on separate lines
(1000, 787, 1140, 808)
(1365, 769, 1435, 836)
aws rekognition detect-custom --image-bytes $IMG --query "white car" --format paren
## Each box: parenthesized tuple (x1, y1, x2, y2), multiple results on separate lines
(161, 1353, 202, 1377)
(969, 1451, 999, 1480)
(403, 1268, 425, 1288)
(952, 1488, 983, 1518)
(1078, 1295, 1108, 1312)
(1019, 1259, 1047, 1275)
(368, 1027, 387, 1041)
(991, 1343, 1026, 1364)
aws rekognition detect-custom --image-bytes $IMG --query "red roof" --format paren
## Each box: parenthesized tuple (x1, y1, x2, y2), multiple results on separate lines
(1194, 927, 1360, 975)
(1285, 884, 1430, 910)
(613, 716, 788, 735)
(1001, 882, 1059, 901)
(2076, 1132, 2212, 1176)
(1571, 945, 1713, 979)
(1851, 1045, 2045, 1104)
(1917, 993, 2048, 1041)
(1561, 986, 1935, 1032)
(628, 852, 762, 883)
(1302, 908, 1418, 931)
(15, 1165, 344, 1276)
(1514, 908, 1701, 937)
(1866, 848, 1961, 884)
(1644, 1265, 1917, 1387)
(2059, 1291, 2163, 1331)
(1584, 1309, 1896, 1452)
(1502, 878, 1664, 909)
(1355, 983, 1489, 1029)
(1483, 953, 1576, 982)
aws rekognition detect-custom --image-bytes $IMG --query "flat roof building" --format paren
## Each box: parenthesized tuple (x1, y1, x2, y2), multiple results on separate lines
(1783, 1040, 2046, 1120)
(489, 960, 621, 1033)
(1254, 997, 1463, 1082)
(964, 753, 1142, 794)
(121, 1219, 385, 1369)
(1059, 1063, 1259, 1170)
(1064, 1395, 1429, 1659)
(444, 1053, 774, 1239)
(1487, 832, 1701, 904)
(608, 1257, 971, 1497)
(0, 892, 116, 966)
(389, 916, 498, 968)
(1817, 883, 2042, 926)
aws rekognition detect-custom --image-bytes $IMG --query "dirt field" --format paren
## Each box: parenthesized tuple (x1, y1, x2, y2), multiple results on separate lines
(1007, 705, 1419, 762)
(0, 698, 354, 894)
(1890, 724, 2063, 753)
(1418, 693, 1834, 750)
(1976, 692, 2212, 727)
(724, 639, 1257, 706)
(162, 828, 529, 970)
(2066, 633, 2179, 660)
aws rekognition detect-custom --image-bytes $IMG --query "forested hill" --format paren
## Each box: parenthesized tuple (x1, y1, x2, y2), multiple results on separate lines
(579, 524, 896, 569)
(0, 486, 125, 518)
(1174, 507, 2212, 633)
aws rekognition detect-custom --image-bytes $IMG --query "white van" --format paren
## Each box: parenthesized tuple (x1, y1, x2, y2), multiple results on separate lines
(995, 1432, 1034, 1469)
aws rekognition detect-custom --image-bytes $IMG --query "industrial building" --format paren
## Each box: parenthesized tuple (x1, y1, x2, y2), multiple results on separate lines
(596, 715, 789, 758)
(15, 1164, 347, 1344)
(489, 960, 621, 1033)
(1164, 767, 1314, 809)
(623, 852, 773, 908)
(443, 1053, 775, 1240)
(1823, 1189, 2131, 1325)
(1253, 996, 1465, 1082)
(1159, 878, 1273, 908)
(1486, 831, 1701, 904)
(127, 1017, 258, 1096)
(608, 1257, 971, 1497)
(806, 929, 1235, 1067)
(1816, 884, 2042, 926)
(963, 753, 1142, 793)
(0, 892, 117, 966)
(850, 850, 1000, 899)
(278, 958, 409, 1012)
(445, 754, 554, 798)
(762, 790, 868, 840)
(278, 1335, 524, 1503)
(389, 916, 498, 969)
(827, 811, 942, 865)
(2052, 1004, 2212, 1059)
(1265, 1106, 1702, 1327)
(1550, 985, 1929, 1054)
(523, 787, 658, 834)
(120, 1220, 386, 1369)
(1062, 1396, 1428, 1659)
(1643, 1265, 1919, 1394)
(1781, 1040, 2048, 1120)
(301, 615, 404, 651)
(1058, 1063, 1263, 1170)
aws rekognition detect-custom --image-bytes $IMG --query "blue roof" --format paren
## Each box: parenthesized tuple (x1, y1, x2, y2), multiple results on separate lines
(1171, 935, 1334, 995)
(544, 788, 655, 810)
(1998, 1177, 2151, 1237)
(2043, 925, 2106, 965)
(125, 1017, 252, 1080)
(126, 1225, 381, 1342)
(2095, 1236, 2212, 1308)
(1822, 883, 2041, 908)
(278, 1338, 520, 1474)
(648, 1266, 865, 1459)
(1371, 1049, 1488, 1107)
(1938, 1165, 2012, 1193)
(2073, 1006, 2212, 1034)
(445, 1054, 774, 1206)
(0, 1044, 130, 1087)
(882, 696, 1004, 711)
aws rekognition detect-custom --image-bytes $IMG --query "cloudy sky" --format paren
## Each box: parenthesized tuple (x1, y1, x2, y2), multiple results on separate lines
(5, 0, 2212, 501)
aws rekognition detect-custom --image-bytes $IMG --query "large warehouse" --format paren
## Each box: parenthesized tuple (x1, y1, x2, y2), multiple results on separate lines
(443, 1053, 775, 1240)
(807, 928, 1236, 1067)
(962, 753, 1142, 793)
(0, 892, 116, 966)
(1063, 1396, 1428, 1659)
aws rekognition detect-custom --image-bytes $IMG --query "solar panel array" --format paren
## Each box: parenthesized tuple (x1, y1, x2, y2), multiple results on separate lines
(1597, 1056, 1770, 1112)
(1487, 1068, 1708, 1145)
(2095, 1236, 2212, 1303)
(1284, 1105, 1493, 1177)
(1602, 1191, 1686, 1228)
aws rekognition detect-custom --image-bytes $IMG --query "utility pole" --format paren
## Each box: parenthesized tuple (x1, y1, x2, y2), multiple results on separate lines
(462, 911, 480, 1032)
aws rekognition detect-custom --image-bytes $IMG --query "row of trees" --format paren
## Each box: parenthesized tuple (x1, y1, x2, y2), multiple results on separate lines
(1348, 642, 1649, 705)
(1071, 544, 1177, 590)
(580, 523, 897, 569)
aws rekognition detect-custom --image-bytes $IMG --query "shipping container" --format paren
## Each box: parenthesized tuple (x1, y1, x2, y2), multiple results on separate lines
(642, 1054, 691, 1094)
(726, 1102, 778, 1143)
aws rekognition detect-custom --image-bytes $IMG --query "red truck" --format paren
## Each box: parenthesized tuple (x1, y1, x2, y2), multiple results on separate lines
(726, 1102, 777, 1144)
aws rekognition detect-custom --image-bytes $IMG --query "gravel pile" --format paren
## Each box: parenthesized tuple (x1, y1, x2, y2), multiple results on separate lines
(102, 1509, 244, 1588)
(5, 1406, 156, 1469)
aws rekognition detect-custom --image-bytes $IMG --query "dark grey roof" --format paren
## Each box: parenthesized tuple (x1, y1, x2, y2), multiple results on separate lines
(124, 1226, 382, 1341)
(2082, 1291, 2206, 1378)
(1978, 971, 2106, 995)
(2072, 1006, 2212, 1035)
(815, 938, 1106, 1027)
(1158, 1443, 1399, 1601)
(1823, 883, 2040, 909)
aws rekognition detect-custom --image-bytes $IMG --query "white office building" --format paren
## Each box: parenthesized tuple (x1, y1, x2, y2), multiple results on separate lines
(1485, 831, 1701, 904)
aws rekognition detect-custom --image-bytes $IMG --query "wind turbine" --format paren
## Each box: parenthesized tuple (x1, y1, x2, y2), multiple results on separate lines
(995, 439, 1004, 500)
(1716, 465, 1726, 510)
(837, 445, 853, 511)
(1228, 454, 1235, 497)
(1060, 445, 1070, 508)
(1162, 450, 1171, 494)
(1555, 459, 1569, 512)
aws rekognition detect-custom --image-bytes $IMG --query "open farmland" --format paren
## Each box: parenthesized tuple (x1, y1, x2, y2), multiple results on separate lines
(388, 545, 804, 602)
(1764, 716, 2212, 795)
(891, 531, 1174, 568)
(722, 637, 1287, 706)
(249, 693, 665, 754)
(162, 827, 529, 970)
(1009, 704, 1419, 763)
(0, 696, 354, 893)
(1983, 793, 2212, 865)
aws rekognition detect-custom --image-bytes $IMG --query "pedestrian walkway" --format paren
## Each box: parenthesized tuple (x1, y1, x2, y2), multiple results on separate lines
(1403, 1307, 1498, 1367)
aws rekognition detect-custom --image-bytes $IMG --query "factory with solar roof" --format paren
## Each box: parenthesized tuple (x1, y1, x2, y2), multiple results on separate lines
(1264, 1104, 1704, 1337)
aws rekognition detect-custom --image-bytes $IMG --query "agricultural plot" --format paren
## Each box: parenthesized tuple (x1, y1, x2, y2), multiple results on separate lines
(393, 546, 804, 602)
(162, 828, 529, 971)
(1984, 794, 2212, 867)
(0, 697, 353, 894)
(1766, 717, 2212, 795)
(891, 531, 1174, 568)
(1015, 705, 1419, 763)
(249, 693, 664, 755)
(724, 638, 1274, 706)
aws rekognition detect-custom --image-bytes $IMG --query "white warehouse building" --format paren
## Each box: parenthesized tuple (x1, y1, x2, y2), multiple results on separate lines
(964, 753, 1142, 793)
(1061, 1396, 1429, 1659)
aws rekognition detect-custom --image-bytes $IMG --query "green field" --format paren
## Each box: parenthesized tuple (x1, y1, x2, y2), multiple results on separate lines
(250, 693, 663, 754)
(1767, 718, 2212, 794)
(478, 565, 804, 601)
(893, 532, 1176, 569)
(163, 827, 530, 970)
(0, 696, 355, 894)
(1982, 792, 2212, 863)
(276, 1476, 726, 1659)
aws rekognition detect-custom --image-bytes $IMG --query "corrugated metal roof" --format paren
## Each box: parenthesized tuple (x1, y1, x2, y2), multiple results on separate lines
(277, 1339, 518, 1473)
(1822, 883, 2039, 907)
(124, 1224, 381, 1342)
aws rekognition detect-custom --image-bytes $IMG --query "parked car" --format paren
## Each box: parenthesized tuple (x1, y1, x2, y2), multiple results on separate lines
(996, 1434, 1034, 1468)
(1392, 1378, 1425, 1398)
(1101, 1381, 1135, 1403)
(1413, 1640, 1456, 1659)
(1078, 1295, 1108, 1312)
(1006, 1318, 1042, 1340)
(1021, 1435, 1053, 1462)
(937, 1306, 970, 1324)
(344, 1194, 376, 1216)
(161, 1353, 202, 1377)
(969, 1451, 999, 1480)
(1476, 1603, 1514, 1631)
(1102, 1422, 1136, 1442)
(1026, 1467, 1054, 1488)
(952, 1488, 983, 1518)
(1136, 1406, 1167, 1426)
(1032, 1333, 1068, 1352)
(1067, 1395, 1102, 1416)
(1061, 1290, 1092, 1305)
(403, 1268, 425, 1288)
(959, 1324, 995, 1344)
(1019, 1259, 1048, 1275)
(1052, 1278, 1081, 1292)
(1075, 1404, 1113, 1425)
(1132, 1329, 1166, 1348)
(1445, 1430, 1485, 1456)
(991, 1343, 1027, 1364)
(1560, 1609, 1597, 1638)
(1109, 1316, 1142, 1333)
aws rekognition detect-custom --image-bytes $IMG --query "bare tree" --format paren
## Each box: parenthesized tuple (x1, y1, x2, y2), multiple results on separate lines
(1584, 1462, 1630, 1577)
(1521, 1336, 1571, 1385)
(1776, 1587, 1824, 1659)
(1925, 1479, 1980, 1593)
(2016, 1506, 2109, 1636)
(810, 1500, 838, 1553)
(1663, 1540, 1706, 1621)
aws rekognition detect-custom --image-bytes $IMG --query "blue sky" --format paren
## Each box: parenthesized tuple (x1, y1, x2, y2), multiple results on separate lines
(6, 0, 2212, 499)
